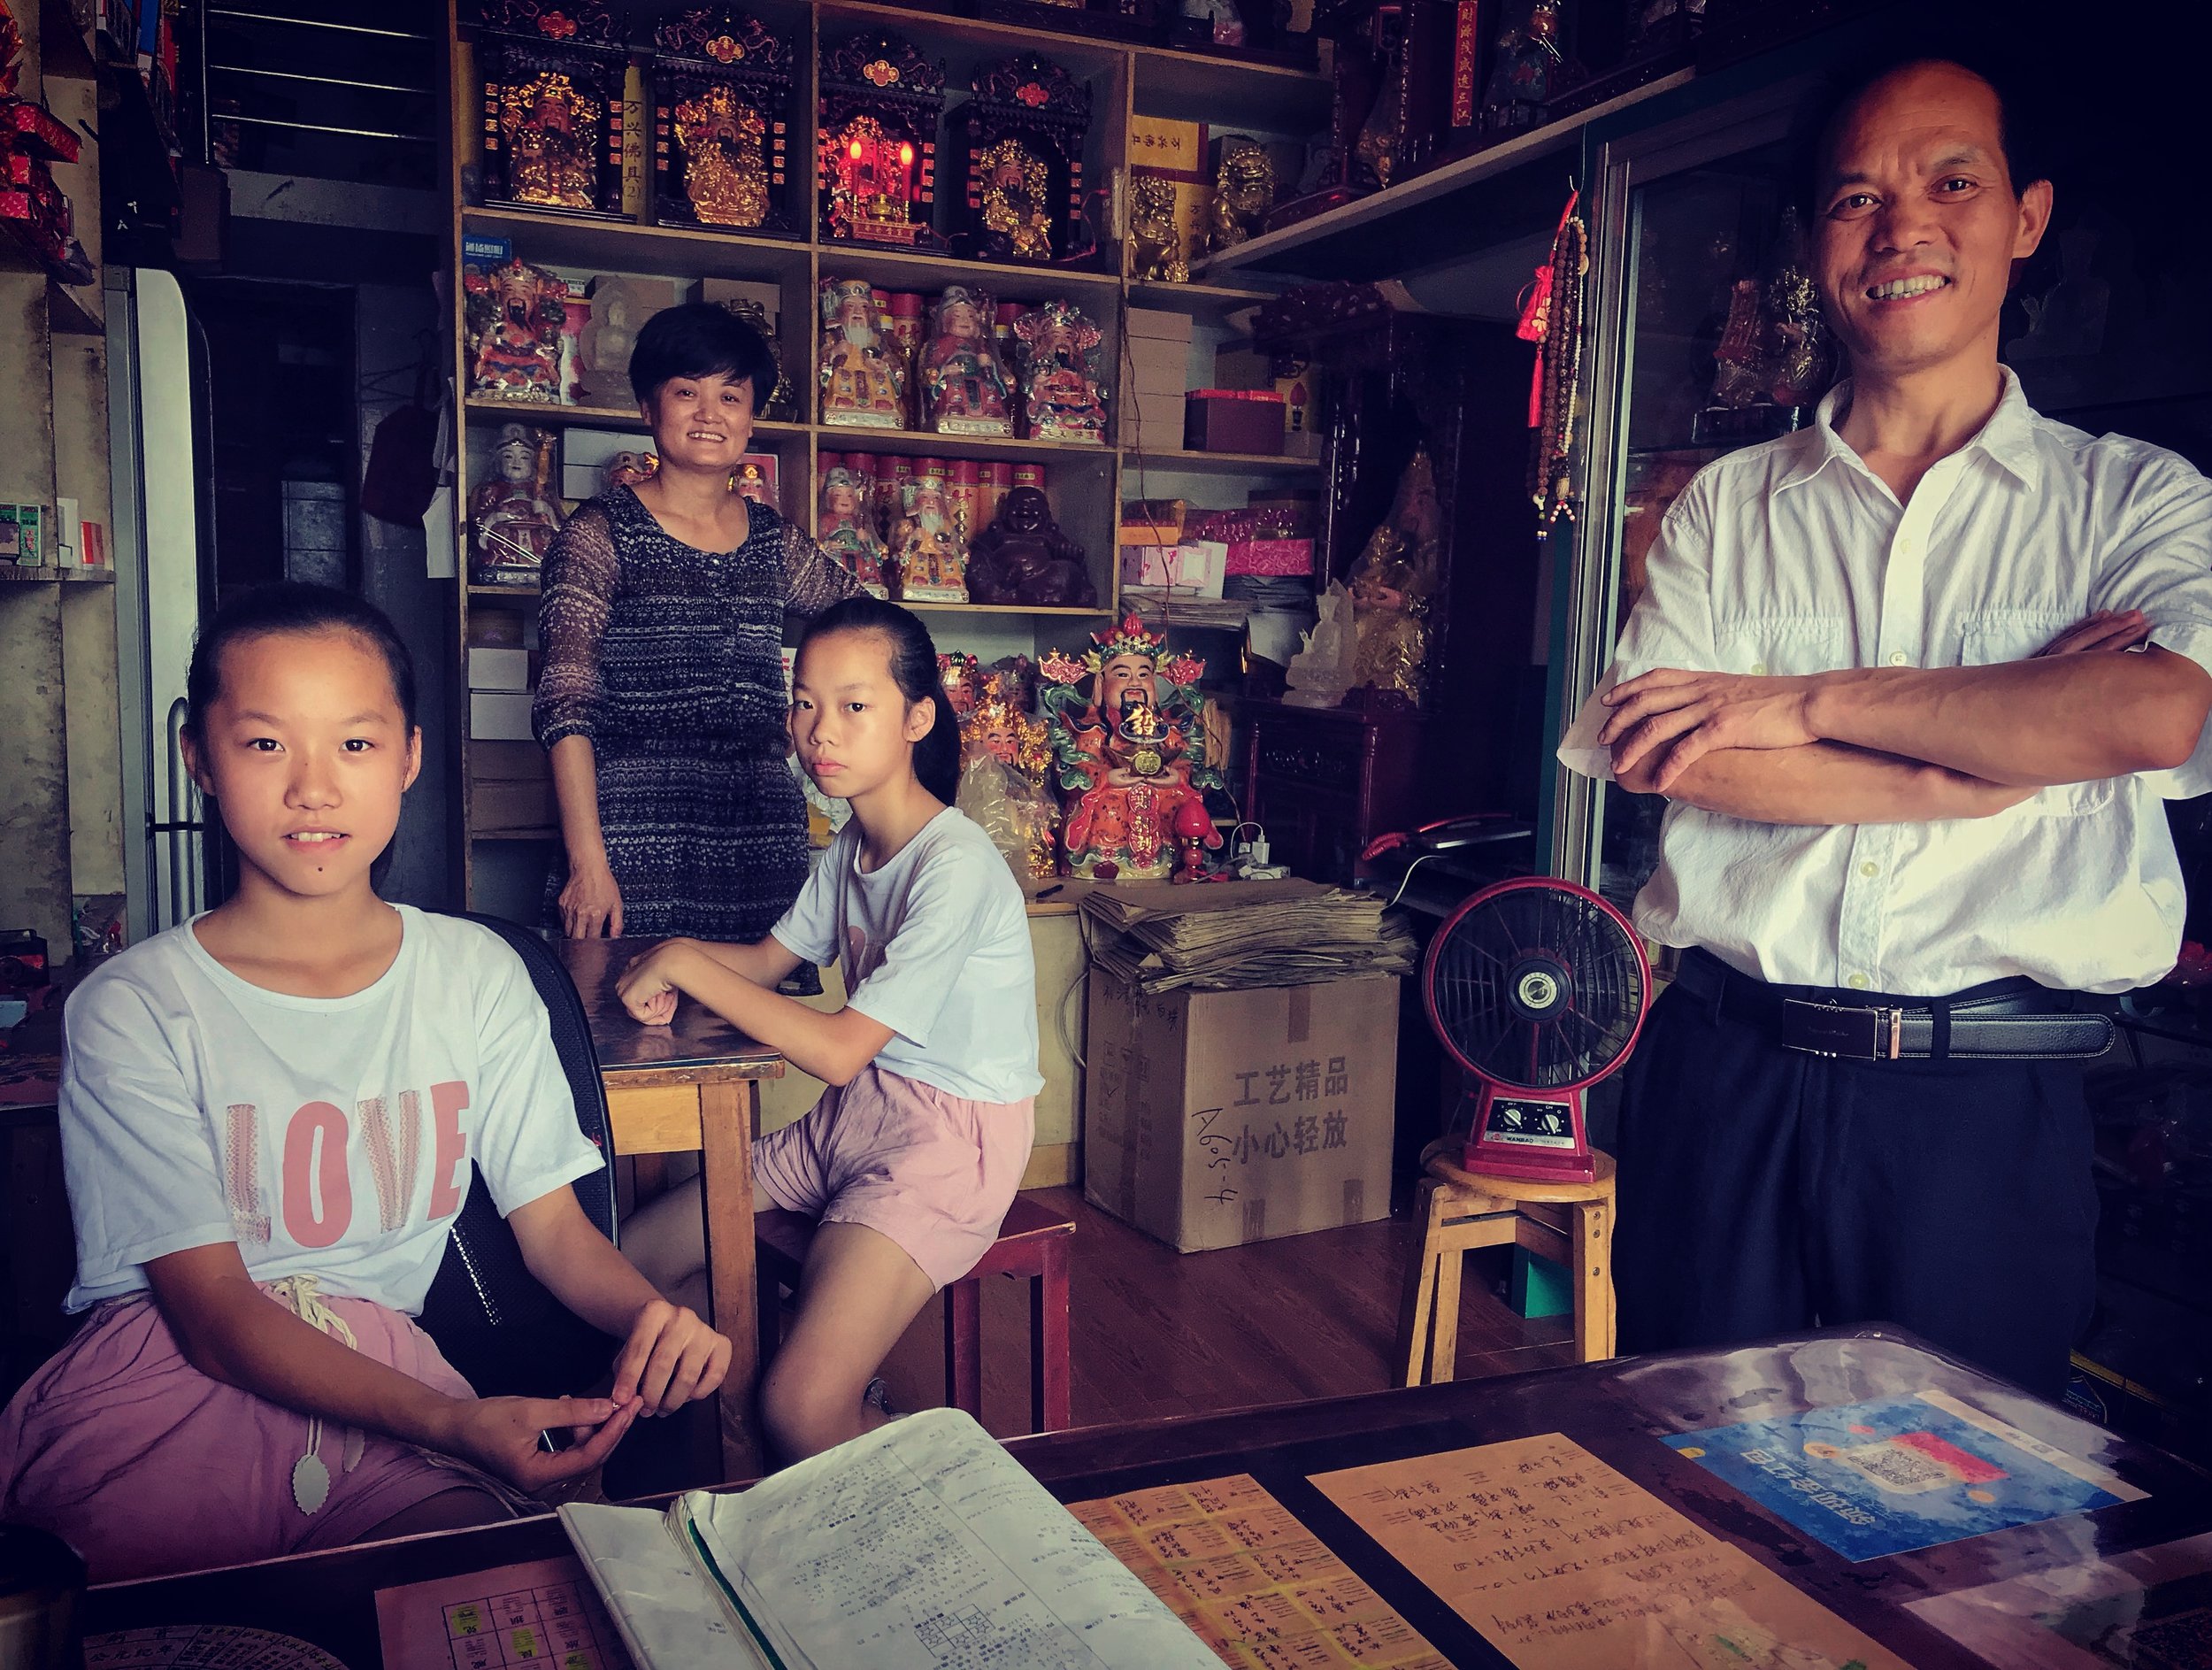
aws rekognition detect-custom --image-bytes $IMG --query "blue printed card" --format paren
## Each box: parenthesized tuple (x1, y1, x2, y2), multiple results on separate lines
(1664, 1389, 2147, 1561)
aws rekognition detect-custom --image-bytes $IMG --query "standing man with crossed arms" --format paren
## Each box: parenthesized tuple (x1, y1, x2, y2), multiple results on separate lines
(1558, 53, 2212, 1396)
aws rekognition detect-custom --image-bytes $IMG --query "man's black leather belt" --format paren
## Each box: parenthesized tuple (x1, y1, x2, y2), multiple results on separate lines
(1669, 949, 2116, 1062)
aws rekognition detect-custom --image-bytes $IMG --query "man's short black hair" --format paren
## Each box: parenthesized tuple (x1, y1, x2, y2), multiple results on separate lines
(627, 301, 780, 409)
(1794, 42, 2051, 217)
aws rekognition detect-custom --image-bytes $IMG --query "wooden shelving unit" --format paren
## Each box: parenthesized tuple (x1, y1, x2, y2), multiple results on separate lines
(1201, 69, 1695, 281)
(442, 0, 1325, 904)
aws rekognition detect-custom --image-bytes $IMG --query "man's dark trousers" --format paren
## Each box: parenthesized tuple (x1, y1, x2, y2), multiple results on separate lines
(1612, 961, 2100, 1397)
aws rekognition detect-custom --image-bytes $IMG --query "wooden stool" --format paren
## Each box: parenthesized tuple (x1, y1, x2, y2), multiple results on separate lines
(1394, 1142, 1617, 1384)
(754, 1196, 1076, 1435)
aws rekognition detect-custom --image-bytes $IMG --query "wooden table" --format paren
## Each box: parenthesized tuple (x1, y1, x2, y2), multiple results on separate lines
(81, 1327, 2212, 1667)
(552, 937, 783, 1482)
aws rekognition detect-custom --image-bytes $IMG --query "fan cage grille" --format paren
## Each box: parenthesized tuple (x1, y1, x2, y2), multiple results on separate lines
(1425, 881, 1647, 1092)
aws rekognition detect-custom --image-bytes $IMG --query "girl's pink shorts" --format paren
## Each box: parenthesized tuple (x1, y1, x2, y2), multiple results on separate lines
(752, 1063, 1035, 1289)
(0, 1286, 513, 1584)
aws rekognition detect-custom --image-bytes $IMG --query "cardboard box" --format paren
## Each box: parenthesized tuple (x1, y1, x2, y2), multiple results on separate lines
(1123, 395, 1189, 450)
(1123, 335, 1191, 396)
(1083, 971, 1400, 1252)
(1124, 306, 1196, 343)
(470, 739, 549, 781)
(468, 647, 531, 691)
(472, 778, 556, 831)
(1119, 541, 1226, 599)
(470, 690, 536, 742)
(1128, 115, 1207, 179)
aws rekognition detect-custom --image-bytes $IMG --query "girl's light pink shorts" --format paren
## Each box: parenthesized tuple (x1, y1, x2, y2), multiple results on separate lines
(0, 1286, 512, 1583)
(752, 1063, 1035, 1289)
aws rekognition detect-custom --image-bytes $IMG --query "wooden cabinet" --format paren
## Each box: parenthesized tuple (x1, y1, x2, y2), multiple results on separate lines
(1239, 697, 1431, 884)
(1254, 302, 1546, 826)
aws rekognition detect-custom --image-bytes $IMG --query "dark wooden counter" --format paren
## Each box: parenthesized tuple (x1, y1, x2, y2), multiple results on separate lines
(83, 1327, 2212, 1668)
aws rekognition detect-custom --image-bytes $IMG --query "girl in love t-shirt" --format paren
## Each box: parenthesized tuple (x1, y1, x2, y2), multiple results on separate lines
(58, 905, 603, 1315)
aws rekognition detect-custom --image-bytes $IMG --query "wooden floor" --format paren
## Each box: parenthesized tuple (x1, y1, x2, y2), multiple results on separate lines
(872, 1184, 1576, 1437)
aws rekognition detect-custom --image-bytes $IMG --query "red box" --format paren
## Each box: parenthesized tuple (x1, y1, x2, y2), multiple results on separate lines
(1184, 389, 1287, 456)
(0, 99, 81, 163)
(1225, 538, 1314, 576)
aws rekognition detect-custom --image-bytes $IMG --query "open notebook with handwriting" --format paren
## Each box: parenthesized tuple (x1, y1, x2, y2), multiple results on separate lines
(558, 1408, 1221, 1670)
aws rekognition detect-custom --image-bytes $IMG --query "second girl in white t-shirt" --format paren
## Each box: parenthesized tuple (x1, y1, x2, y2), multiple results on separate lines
(617, 597, 1041, 1465)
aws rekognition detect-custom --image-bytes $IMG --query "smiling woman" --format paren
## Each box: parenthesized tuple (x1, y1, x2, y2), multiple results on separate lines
(533, 304, 864, 944)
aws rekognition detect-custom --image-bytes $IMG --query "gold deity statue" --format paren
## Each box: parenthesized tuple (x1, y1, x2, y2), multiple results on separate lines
(675, 85, 770, 227)
(978, 137, 1052, 262)
(500, 72, 600, 211)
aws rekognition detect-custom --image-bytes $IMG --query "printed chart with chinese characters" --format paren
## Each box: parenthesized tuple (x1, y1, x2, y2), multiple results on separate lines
(1069, 1473, 1451, 1669)
(1311, 1433, 1911, 1670)
(83, 1625, 348, 1669)
(374, 1557, 638, 1670)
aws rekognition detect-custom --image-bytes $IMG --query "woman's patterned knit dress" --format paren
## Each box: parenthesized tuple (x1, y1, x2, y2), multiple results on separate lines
(533, 486, 861, 940)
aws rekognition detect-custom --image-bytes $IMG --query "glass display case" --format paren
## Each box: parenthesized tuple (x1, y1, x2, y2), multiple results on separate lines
(1547, 75, 1819, 906)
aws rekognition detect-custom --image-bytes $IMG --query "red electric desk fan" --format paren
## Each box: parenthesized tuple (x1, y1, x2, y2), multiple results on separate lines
(1422, 876, 1650, 1183)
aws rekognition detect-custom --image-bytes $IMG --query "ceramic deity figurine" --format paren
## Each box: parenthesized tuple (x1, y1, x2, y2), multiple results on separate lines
(919, 286, 1016, 435)
(1013, 301, 1110, 444)
(470, 424, 564, 586)
(818, 466, 890, 596)
(464, 256, 569, 402)
(818, 277, 904, 427)
(965, 485, 1096, 607)
(1039, 616, 1224, 881)
(889, 467, 968, 603)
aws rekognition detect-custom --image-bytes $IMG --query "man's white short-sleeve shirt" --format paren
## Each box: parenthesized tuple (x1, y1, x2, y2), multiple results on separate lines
(1559, 369, 2212, 995)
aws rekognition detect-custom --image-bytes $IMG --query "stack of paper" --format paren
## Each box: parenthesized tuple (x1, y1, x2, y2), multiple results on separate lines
(1082, 878, 1416, 992)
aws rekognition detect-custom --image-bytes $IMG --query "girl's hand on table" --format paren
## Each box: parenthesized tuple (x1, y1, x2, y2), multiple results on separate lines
(616, 939, 697, 1025)
(438, 1392, 641, 1492)
(611, 1297, 733, 1415)
(560, 860, 625, 939)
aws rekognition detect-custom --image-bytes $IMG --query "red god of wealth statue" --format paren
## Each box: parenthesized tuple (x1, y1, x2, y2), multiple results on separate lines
(1040, 616, 1223, 882)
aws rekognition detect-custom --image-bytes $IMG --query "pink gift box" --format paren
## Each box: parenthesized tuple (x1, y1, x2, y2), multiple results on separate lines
(1225, 537, 1313, 576)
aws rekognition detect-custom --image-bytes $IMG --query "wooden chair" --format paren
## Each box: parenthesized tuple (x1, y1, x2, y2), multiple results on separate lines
(1395, 1141, 1617, 1385)
(754, 1196, 1076, 1434)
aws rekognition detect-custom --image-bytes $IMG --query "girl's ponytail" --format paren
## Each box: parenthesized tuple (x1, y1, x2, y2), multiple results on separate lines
(798, 596, 963, 804)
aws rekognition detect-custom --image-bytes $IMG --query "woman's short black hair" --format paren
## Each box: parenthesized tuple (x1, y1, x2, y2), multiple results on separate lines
(628, 301, 780, 410)
(185, 581, 418, 743)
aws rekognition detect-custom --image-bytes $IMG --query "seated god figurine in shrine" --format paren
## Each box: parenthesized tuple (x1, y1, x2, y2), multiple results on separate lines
(965, 485, 1097, 608)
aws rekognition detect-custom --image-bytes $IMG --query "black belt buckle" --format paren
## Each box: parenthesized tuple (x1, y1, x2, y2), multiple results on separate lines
(1782, 998, 1906, 1060)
